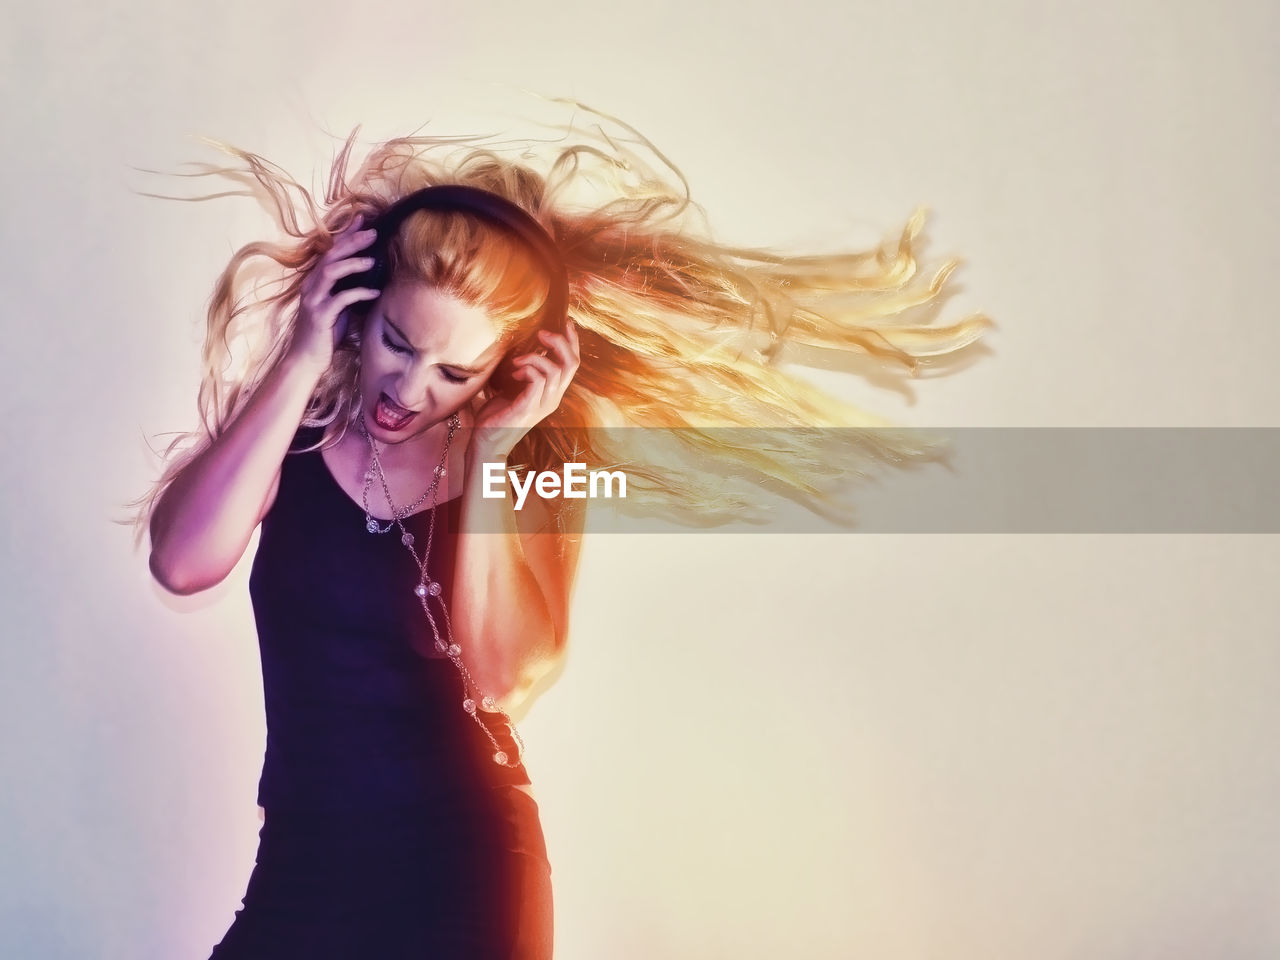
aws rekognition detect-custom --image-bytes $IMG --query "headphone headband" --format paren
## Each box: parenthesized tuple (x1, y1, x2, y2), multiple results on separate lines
(331, 185, 569, 332)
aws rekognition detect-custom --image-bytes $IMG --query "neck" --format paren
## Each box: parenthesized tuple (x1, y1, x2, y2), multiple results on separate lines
(354, 414, 452, 474)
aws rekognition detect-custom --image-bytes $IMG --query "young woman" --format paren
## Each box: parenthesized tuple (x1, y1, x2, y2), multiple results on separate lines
(132, 101, 990, 959)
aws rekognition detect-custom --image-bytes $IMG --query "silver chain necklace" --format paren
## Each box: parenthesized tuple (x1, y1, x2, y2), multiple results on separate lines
(357, 410, 525, 768)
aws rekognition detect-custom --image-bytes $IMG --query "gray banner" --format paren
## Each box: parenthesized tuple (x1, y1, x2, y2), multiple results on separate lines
(460, 428, 1280, 533)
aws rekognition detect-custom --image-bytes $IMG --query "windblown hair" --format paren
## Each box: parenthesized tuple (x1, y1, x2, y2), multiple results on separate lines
(126, 99, 990, 544)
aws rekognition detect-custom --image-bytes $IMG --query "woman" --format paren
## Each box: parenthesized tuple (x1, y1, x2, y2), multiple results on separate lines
(132, 101, 990, 958)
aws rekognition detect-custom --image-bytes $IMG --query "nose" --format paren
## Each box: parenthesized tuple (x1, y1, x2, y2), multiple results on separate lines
(394, 359, 434, 410)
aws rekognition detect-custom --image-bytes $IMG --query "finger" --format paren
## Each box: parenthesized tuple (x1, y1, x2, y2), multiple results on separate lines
(323, 254, 376, 282)
(506, 353, 558, 401)
(339, 228, 379, 256)
(328, 286, 381, 314)
(332, 217, 366, 246)
(520, 351, 577, 400)
(514, 363, 554, 411)
(305, 236, 371, 299)
(511, 353, 561, 386)
(537, 328, 579, 368)
(560, 320, 581, 367)
(503, 367, 546, 414)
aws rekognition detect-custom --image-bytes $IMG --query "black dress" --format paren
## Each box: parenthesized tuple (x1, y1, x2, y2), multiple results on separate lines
(207, 427, 553, 959)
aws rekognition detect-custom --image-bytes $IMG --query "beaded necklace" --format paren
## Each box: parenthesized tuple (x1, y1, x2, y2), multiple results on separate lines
(357, 411, 524, 767)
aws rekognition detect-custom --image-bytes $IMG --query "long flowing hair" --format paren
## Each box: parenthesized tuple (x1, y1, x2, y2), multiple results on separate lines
(126, 99, 991, 543)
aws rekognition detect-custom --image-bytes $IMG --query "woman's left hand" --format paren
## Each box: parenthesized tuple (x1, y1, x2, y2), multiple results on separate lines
(469, 319, 580, 459)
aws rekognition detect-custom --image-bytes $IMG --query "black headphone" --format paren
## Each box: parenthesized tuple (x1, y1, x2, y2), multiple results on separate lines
(330, 185, 569, 338)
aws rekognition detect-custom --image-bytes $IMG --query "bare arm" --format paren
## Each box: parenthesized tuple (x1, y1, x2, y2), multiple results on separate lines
(149, 218, 380, 596)
(148, 352, 325, 595)
(450, 444, 586, 710)
(449, 320, 586, 710)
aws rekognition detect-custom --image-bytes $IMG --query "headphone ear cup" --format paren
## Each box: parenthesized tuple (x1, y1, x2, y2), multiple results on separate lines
(486, 326, 550, 399)
(486, 355, 519, 398)
(370, 253, 391, 292)
(330, 229, 390, 298)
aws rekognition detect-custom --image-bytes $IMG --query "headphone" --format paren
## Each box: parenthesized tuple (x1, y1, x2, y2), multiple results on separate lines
(330, 184, 569, 338)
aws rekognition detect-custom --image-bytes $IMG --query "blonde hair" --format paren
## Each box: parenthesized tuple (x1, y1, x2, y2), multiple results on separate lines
(126, 99, 991, 543)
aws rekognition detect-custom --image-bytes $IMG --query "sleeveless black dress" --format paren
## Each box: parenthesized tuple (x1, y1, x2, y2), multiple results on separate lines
(207, 427, 552, 959)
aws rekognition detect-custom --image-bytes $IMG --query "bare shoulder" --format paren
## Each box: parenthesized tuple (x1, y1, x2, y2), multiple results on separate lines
(514, 487, 588, 539)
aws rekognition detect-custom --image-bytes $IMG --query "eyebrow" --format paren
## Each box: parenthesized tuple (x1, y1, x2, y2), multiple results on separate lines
(384, 315, 486, 375)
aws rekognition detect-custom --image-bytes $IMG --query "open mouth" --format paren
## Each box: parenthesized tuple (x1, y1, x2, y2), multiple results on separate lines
(373, 393, 417, 431)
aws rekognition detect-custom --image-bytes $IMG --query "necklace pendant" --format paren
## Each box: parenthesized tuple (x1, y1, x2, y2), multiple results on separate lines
(401, 531, 415, 547)
(366, 519, 381, 534)
(493, 751, 509, 765)
(414, 582, 428, 598)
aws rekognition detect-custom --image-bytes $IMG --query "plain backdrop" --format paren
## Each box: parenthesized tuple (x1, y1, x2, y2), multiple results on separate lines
(2, 1, 1278, 958)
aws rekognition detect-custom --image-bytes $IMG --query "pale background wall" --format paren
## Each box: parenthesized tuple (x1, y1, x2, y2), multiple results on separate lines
(2, 1, 1278, 957)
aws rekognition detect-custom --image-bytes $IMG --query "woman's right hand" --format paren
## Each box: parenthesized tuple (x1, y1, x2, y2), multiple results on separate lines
(287, 217, 380, 373)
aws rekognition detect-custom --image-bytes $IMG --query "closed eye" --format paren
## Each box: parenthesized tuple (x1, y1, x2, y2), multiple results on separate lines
(380, 332, 411, 356)
(380, 331, 470, 383)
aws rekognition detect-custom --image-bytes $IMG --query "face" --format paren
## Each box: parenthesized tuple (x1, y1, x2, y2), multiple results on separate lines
(357, 280, 506, 443)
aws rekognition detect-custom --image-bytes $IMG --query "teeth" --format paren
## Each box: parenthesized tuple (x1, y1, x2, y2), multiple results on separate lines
(376, 398, 412, 427)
